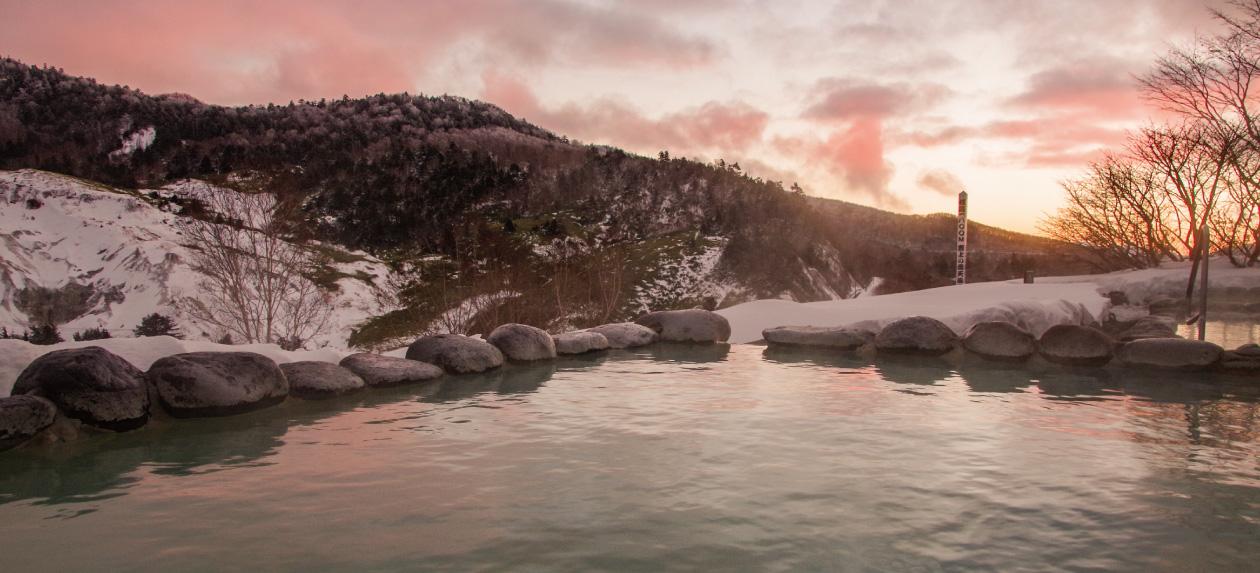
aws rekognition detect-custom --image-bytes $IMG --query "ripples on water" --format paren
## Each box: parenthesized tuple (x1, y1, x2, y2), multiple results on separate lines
(1, 345, 1258, 572)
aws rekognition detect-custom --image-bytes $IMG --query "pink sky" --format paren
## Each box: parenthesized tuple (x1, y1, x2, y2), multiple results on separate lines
(0, 0, 1229, 233)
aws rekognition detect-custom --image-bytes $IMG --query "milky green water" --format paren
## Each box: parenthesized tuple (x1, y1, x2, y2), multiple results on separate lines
(1, 345, 1258, 572)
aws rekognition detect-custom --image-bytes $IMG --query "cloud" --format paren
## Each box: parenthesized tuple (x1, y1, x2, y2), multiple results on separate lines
(775, 118, 906, 210)
(1006, 59, 1144, 118)
(0, 0, 717, 105)
(482, 71, 768, 155)
(917, 169, 964, 196)
(802, 79, 951, 122)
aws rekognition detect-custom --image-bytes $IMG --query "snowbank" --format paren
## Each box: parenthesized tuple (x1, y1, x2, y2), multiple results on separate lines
(0, 336, 343, 397)
(718, 260, 1260, 344)
(1035, 259, 1260, 303)
(718, 281, 1107, 344)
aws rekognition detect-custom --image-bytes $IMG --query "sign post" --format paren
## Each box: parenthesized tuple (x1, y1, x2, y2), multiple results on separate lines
(955, 191, 968, 285)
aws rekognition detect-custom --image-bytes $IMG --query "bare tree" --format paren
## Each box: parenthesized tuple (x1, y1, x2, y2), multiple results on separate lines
(178, 191, 332, 348)
(1041, 156, 1177, 269)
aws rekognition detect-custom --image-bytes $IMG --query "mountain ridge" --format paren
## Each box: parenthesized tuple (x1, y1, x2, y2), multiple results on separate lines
(0, 58, 1101, 348)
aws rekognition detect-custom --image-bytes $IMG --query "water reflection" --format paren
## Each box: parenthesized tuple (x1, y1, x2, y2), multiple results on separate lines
(872, 355, 955, 386)
(956, 363, 1036, 393)
(645, 343, 731, 364)
(760, 346, 872, 369)
(426, 362, 557, 402)
(1175, 317, 1260, 348)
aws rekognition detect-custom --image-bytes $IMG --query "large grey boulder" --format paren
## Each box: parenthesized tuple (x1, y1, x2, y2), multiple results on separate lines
(405, 334, 504, 373)
(553, 331, 610, 355)
(762, 326, 872, 349)
(1038, 324, 1115, 366)
(487, 324, 557, 361)
(0, 395, 57, 451)
(1116, 338, 1223, 371)
(12, 346, 149, 431)
(963, 321, 1036, 361)
(635, 309, 731, 343)
(586, 323, 658, 348)
(1116, 316, 1179, 342)
(279, 361, 366, 399)
(874, 316, 958, 356)
(339, 353, 443, 387)
(149, 352, 289, 417)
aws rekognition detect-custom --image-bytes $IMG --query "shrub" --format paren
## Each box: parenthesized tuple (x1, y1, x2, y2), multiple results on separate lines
(134, 313, 183, 338)
(73, 327, 112, 341)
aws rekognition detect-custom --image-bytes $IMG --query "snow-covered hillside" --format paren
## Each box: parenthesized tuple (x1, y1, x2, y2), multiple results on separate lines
(0, 169, 398, 348)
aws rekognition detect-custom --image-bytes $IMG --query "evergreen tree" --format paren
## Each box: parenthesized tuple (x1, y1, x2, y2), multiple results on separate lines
(28, 324, 64, 345)
(133, 313, 183, 338)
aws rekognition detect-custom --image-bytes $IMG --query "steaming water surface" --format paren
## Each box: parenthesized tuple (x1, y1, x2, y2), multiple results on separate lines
(1, 345, 1258, 572)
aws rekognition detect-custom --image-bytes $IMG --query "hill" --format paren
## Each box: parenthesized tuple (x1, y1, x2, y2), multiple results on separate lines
(0, 58, 1101, 349)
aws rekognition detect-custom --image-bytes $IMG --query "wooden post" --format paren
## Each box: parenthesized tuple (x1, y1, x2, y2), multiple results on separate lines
(955, 191, 968, 285)
(1198, 225, 1209, 341)
(1023, 270, 1035, 284)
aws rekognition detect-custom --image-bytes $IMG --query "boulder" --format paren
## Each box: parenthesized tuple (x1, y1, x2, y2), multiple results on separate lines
(1116, 316, 1179, 342)
(635, 309, 731, 343)
(874, 316, 958, 356)
(1222, 343, 1260, 373)
(586, 323, 658, 348)
(1116, 338, 1224, 371)
(1038, 324, 1115, 366)
(279, 361, 366, 399)
(486, 324, 557, 361)
(339, 353, 444, 387)
(0, 395, 57, 451)
(12, 346, 149, 431)
(963, 321, 1036, 361)
(149, 352, 289, 417)
(553, 331, 610, 355)
(762, 326, 872, 349)
(405, 334, 504, 374)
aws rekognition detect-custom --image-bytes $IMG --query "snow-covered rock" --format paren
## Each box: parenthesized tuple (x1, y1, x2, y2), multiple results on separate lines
(12, 346, 150, 430)
(586, 323, 657, 348)
(1038, 325, 1115, 366)
(339, 353, 443, 387)
(635, 309, 731, 343)
(762, 326, 872, 349)
(148, 352, 289, 417)
(963, 321, 1036, 361)
(405, 334, 504, 373)
(1116, 339, 1223, 371)
(279, 361, 365, 399)
(874, 316, 958, 356)
(553, 331, 610, 355)
(0, 336, 342, 397)
(487, 324, 557, 361)
(0, 395, 56, 451)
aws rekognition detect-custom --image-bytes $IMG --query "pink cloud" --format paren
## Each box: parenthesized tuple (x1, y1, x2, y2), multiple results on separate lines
(802, 78, 951, 122)
(482, 71, 768, 155)
(1007, 60, 1145, 118)
(0, 0, 715, 106)
(776, 118, 905, 210)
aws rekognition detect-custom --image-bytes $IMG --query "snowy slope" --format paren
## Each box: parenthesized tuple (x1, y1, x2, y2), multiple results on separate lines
(0, 169, 398, 348)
